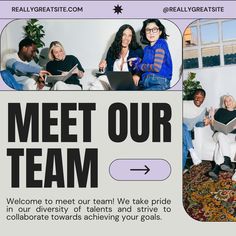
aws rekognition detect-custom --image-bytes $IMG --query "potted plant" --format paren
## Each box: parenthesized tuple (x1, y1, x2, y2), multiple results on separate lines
(23, 19, 45, 62)
(183, 72, 202, 100)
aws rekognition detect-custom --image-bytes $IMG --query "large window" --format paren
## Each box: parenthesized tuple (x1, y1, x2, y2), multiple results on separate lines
(183, 50, 199, 69)
(224, 44, 236, 65)
(184, 26, 198, 47)
(183, 19, 236, 69)
(222, 20, 236, 41)
(202, 47, 220, 67)
(200, 23, 219, 45)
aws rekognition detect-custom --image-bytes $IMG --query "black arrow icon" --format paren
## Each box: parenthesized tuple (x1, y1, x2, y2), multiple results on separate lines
(130, 165, 150, 175)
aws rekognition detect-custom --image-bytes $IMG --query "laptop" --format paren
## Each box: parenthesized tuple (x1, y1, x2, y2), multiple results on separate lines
(106, 71, 138, 91)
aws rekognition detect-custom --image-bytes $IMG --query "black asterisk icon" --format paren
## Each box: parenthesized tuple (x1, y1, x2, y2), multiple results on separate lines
(113, 4, 123, 14)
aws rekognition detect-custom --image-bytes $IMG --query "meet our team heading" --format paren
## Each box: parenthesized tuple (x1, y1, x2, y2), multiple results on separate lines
(6, 102, 172, 188)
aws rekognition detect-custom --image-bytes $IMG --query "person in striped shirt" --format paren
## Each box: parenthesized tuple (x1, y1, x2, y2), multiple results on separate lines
(131, 19, 173, 90)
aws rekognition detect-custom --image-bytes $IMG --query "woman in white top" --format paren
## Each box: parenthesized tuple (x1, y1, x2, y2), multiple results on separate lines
(90, 24, 143, 90)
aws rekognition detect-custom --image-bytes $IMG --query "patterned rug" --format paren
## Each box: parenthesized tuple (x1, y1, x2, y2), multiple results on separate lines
(183, 161, 236, 222)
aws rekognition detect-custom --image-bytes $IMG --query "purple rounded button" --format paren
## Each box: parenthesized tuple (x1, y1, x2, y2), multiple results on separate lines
(109, 159, 171, 181)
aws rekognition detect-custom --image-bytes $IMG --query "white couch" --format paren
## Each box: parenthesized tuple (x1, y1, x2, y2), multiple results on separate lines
(192, 125, 236, 162)
(0, 69, 98, 91)
(80, 69, 97, 90)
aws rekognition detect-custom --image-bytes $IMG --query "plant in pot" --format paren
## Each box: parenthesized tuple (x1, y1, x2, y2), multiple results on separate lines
(183, 72, 202, 100)
(23, 19, 45, 62)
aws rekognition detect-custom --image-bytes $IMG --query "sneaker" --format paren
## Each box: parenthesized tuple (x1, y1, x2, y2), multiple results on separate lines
(220, 156, 234, 172)
(189, 149, 202, 165)
(209, 165, 220, 180)
(183, 168, 189, 174)
(232, 171, 236, 181)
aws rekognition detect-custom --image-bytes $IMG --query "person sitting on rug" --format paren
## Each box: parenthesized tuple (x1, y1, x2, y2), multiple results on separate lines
(209, 95, 236, 180)
(183, 88, 211, 171)
(46, 41, 84, 89)
(89, 24, 143, 90)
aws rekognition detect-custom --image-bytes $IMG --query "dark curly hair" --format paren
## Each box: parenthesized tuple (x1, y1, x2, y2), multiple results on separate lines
(110, 24, 141, 60)
(140, 19, 169, 45)
(193, 88, 206, 98)
(19, 37, 36, 51)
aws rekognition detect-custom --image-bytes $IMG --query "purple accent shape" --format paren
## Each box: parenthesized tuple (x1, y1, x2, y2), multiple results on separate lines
(109, 159, 171, 181)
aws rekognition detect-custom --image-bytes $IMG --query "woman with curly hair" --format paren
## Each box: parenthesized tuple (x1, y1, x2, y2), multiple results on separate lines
(90, 24, 143, 90)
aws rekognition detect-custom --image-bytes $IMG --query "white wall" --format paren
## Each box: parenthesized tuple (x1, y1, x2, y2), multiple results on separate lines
(1, 19, 182, 87)
(183, 66, 236, 109)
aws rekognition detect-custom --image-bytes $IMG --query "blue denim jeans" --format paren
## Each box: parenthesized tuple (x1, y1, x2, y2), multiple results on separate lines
(183, 123, 194, 169)
(139, 74, 170, 91)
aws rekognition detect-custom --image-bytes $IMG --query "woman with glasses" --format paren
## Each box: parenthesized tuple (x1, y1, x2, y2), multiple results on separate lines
(131, 19, 172, 90)
(90, 24, 143, 90)
(46, 41, 84, 89)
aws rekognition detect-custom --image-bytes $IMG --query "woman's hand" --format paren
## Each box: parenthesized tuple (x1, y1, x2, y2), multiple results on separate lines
(204, 107, 215, 126)
(72, 68, 84, 78)
(208, 107, 215, 119)
(99, 60, 107, 72)
(39, 70, 51, 77)
(204, 117, 212, 126)
(128, 58, 138, 67)
(61, 71, 69, 76)
(132, 75, 140, 86)
(77, 70, 84, 78)
(129, 58, 142, 72)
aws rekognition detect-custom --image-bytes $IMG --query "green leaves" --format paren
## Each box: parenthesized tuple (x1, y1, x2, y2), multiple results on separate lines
(23, 19, 45, 62)
(183, 72, 202, 100)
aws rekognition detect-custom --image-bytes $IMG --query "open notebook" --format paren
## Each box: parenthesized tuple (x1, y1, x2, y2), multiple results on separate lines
(45, 64, 78, 84)
(213, 117, 236, 134)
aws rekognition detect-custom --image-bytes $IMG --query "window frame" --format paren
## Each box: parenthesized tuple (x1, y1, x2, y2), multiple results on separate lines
(183, 19, 236, 70)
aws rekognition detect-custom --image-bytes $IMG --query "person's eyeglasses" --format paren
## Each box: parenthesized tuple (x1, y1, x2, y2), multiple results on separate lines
(145, 27, 159, 34)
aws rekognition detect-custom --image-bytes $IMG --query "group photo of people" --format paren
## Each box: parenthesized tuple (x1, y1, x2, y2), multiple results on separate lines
(0, 19, 182, 91)
(2, 17, 235, 222)
(182, 19, 236, 222)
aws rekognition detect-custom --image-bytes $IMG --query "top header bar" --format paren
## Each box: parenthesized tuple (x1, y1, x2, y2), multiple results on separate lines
(0, 1, 234, 19)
